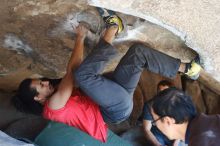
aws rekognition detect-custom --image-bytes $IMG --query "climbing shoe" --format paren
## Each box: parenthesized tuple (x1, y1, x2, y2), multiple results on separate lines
(96, 7, 124, 35)
(103, 15, 124, 34)
(184, 55, 202, 80)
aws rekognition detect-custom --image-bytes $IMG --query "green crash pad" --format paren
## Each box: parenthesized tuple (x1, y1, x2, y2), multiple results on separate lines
(35, 122, 132, 146)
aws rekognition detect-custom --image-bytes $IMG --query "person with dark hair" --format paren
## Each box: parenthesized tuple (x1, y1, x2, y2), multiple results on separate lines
(150, 87, 220, 146)
(157, 80, 173, 93)
(12, 78, 61, 115)
(143, 80, 177, 146)
(12, 10, 201, 143)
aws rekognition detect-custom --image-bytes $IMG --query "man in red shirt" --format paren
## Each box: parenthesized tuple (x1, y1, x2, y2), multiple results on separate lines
(12, 11, 201, 142)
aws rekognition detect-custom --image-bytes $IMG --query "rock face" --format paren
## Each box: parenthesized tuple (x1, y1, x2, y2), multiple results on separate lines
(89, 0, 220, 83)
(0, 0, 198, 91)
(0, 0, 97, 90)
(0, 0, 219, 119)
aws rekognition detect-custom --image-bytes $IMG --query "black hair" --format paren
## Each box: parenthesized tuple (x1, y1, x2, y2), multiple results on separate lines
(11, 78, 42, 115)
(152, 87, 196, 124)
(11, 78, 61, 115)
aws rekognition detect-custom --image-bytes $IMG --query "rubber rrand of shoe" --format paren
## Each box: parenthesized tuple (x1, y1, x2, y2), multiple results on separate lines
(185, 56, 202, 80)
(104, 15, 124, 34)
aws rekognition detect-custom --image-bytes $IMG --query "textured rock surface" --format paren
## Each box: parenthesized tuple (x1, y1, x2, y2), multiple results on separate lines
(0, 0, 197, 91)
(183, 79, 206, 113)
(200, 84, 220, 114)
(0, 0, 219, 123)
(89, 0, 220, 83)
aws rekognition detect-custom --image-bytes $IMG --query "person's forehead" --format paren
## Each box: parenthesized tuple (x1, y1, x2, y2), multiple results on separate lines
(30, 79, 41, 88)
(159, 84, 169, 88)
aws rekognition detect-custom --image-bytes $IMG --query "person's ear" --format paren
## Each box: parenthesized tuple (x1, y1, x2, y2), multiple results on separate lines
(163, 116, 176, 126)
(34, 96, 40, 101)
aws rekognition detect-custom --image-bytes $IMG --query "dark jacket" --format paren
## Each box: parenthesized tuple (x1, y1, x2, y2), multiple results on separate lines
(189, 113, 220, 146)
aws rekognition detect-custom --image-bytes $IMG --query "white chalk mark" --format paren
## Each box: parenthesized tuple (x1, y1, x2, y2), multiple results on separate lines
(3, 34, 33, 54)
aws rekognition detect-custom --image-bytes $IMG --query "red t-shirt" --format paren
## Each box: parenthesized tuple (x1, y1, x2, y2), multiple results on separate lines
(43, 89, 108, 142)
